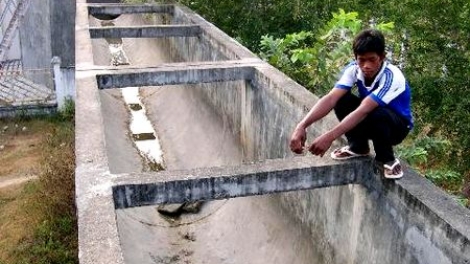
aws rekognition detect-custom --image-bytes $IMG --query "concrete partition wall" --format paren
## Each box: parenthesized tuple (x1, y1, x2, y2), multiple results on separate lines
(89, 5, 245, 65)
(75, 2, 470, 264)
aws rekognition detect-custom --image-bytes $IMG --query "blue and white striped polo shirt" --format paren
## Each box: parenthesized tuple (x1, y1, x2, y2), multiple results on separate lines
(335, 61, 413, 129)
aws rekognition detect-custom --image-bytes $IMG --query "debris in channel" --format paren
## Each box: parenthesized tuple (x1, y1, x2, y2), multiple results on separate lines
(157, 202, 204, 218)
(102, 20, 130, 66)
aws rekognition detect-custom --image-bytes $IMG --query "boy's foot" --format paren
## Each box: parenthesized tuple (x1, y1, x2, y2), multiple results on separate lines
(330, 146, 370, 160)
(384, 159, 403, 179)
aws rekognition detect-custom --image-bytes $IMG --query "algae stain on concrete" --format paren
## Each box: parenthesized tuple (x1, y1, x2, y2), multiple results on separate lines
(405, 226, 453, 264)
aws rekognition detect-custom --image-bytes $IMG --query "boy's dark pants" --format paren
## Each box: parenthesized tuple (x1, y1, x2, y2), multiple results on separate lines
(334, 92, 409, 163)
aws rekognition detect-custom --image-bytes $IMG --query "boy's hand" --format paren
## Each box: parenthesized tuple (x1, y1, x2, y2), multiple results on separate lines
(290, 127, 307, 154)
(308, 133, 334, 157)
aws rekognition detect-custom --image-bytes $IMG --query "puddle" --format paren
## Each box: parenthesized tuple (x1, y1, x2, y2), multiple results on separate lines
(122, 86, 164, 170)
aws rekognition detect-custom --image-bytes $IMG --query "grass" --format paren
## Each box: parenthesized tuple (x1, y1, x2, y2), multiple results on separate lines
(0, 183, 42, 263)
(0, 107, 77, 264)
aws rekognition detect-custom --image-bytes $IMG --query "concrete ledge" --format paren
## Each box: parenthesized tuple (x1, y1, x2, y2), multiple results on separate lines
(112, 157, 372, 209)
(89, 25, 202, 38)
(96, 63, 256, 89)
(363, 165, 470, 244)
(75, 59, 263, 72)
(88, 4, 174, 15)
(75, 72, 124, 264)
(0, 103, 57, 118)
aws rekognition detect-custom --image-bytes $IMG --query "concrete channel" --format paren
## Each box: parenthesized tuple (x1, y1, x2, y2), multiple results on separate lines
(75, 2, 470, 264)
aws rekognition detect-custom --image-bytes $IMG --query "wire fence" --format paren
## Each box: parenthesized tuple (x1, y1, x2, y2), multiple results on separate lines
(0, 62, 54, 88)
(0, 64, 56, 109)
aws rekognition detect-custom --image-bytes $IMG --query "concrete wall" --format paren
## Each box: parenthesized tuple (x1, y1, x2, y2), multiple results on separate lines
(50, 0, 76, 67)
(139, 11, 232, 63)
(13, 0, 75, 66)
(56, 67, 75, 104)
(156, 5, 255, 62)
(191, 69, 373, 264)
(0, 0, 75, 112)
(19, 0, 52, 78)
(0, 0, 22, 61)
(18, 0, 74, 86)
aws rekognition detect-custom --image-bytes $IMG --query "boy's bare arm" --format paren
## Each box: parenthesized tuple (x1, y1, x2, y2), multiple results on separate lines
(290, 88, 347, 153)
(295, 88, 348, 130)
(308, 97, 378, 156)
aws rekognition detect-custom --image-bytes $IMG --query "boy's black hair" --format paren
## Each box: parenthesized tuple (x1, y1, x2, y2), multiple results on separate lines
(353, 29, 385, 56)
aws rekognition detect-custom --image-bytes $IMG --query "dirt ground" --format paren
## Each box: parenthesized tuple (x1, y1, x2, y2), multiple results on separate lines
(0, 121, 54, 175)
(0, 119, 54, 261)
(0, 120, 47, 181)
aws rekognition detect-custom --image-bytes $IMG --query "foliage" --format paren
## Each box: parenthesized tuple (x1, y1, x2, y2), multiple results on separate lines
(426, 169, 461, 186)
(397, 146, 428, 166)
(259, 31, 314, 90)
(455, 196, 469, 208)
(57, 99, 75, 122)
(397, 136, 451, 167)
(16, 217, 77, 264)
(397, 135, 463, 192)
(259, 9, 400, 95)
(177, 0, 339, 51)
(38, 122, 76, 218)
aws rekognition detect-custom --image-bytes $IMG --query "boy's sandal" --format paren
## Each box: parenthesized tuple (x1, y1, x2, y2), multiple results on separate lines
(330, 146, 370, 160)
(383, 159, 404, 179)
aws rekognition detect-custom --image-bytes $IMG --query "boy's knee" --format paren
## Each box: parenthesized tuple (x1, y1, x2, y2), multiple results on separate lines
(334, 93, 360, 119)
(367, 107, 391, 123)
(365, 108, 393, 134)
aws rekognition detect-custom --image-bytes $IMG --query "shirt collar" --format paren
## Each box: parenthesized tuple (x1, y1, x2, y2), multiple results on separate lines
(357, 60, 388, 87)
